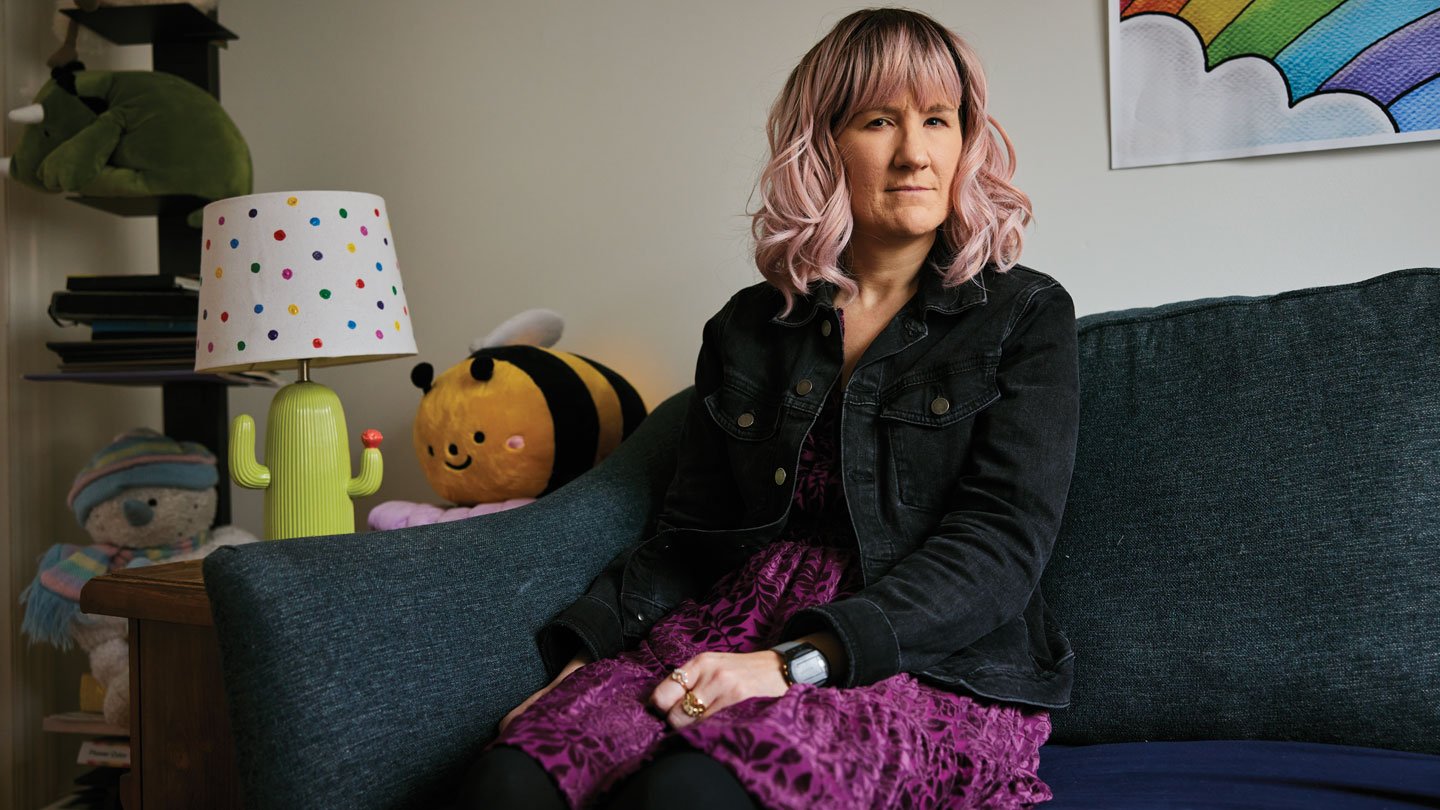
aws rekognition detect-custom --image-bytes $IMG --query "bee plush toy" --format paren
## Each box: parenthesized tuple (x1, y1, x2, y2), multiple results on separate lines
(367, 309, 647, 530)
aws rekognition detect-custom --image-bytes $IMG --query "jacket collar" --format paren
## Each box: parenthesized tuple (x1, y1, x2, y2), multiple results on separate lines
(769, 257, 989, 327)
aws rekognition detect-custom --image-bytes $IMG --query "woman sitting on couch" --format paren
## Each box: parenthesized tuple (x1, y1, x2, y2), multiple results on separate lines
(460, 8, 1080, 809)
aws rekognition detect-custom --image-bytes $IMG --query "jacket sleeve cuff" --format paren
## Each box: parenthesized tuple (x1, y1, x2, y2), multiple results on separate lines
(780, 597, 901, 687)
(536, 595, 624, 680)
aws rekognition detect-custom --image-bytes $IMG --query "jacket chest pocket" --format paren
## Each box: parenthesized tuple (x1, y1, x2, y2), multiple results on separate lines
(878, 357, 1000, 509)
(704, 380, 788, 516)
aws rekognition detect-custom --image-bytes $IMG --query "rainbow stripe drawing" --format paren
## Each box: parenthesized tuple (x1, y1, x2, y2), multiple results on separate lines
(1109, 0, 1440, 167)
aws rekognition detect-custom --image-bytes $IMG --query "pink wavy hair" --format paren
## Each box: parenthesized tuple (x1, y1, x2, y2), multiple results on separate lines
(751, 8, 1034, 317)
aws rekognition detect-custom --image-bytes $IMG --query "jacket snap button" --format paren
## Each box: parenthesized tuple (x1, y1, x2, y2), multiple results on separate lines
(795, 379, 813, 396)
(774, 467, 787, 485)
(737, 412, 755, 428)
(820, 320, 833, 337)
(636, 613, 644, 622)
(931, 397, 951, 415)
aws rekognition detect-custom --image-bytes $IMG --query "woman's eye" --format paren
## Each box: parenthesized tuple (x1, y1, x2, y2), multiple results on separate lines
(866, 118, 890, 128)
(926, 117, 948, 126)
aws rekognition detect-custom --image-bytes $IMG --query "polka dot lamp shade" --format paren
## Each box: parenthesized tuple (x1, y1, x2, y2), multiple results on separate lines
(194, 190, 417, 373)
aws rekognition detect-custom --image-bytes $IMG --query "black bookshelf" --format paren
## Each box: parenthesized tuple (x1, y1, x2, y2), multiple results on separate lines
(67, 194, 212, 279)
(44, 3, 243, 523)
(67, 194, 210, 217)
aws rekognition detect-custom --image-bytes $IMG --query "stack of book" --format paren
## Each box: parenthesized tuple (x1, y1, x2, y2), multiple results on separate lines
(38, 274, 279, 385)
(39, 767, 124, 810)
(41, 708, 128, 810)
(46, 273, 199, 372)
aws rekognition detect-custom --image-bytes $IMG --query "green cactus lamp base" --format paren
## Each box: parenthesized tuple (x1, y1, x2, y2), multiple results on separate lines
(230, 367, 383, 540)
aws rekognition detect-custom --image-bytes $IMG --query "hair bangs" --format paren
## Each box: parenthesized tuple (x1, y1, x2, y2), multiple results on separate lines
(834, 23, 965, 134)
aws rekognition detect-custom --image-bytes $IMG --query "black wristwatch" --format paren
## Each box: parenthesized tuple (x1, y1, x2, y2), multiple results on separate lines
(771, 640, 830, 686)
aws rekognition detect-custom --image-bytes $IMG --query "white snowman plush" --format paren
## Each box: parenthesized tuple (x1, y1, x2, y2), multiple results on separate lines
(21, 428, 255, 727)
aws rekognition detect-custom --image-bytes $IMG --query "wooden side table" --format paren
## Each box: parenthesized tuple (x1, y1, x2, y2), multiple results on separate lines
(81, 559, 243, 810)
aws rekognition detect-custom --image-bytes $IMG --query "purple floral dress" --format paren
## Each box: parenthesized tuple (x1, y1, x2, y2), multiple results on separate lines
(487, 311, 1054, 809)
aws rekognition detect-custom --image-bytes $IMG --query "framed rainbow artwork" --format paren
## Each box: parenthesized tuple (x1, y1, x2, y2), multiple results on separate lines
(1109, 0, 1440, 168)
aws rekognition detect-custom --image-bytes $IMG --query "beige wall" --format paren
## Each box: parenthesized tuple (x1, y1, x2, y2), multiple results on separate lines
(5, 1, 1437, 805)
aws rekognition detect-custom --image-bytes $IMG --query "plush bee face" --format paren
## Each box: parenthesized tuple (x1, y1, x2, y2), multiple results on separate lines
(410, 346, 647, 508)
(411, 354, 555, 506)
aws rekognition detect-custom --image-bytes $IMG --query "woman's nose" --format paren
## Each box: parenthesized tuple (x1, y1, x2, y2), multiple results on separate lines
(894, 126, 931, 170)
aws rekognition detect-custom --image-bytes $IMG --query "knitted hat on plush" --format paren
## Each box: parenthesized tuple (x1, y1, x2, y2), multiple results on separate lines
(67, 428, 218, 525)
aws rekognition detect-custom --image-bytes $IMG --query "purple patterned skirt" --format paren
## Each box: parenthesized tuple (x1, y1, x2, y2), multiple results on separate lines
(488, 326, 1054, 809)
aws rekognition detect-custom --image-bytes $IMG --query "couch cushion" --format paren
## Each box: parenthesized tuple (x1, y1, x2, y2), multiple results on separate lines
(1041, 268, 1440, 755)
(1037, 741, 1440, 809)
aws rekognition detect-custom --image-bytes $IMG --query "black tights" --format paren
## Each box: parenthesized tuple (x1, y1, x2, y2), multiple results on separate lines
(458, 742, 761, 810)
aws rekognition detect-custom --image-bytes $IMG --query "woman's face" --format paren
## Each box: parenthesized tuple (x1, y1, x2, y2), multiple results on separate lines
(836, 91, 964, 248)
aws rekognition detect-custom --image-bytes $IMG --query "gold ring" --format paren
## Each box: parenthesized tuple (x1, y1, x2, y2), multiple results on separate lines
(681, 689, 707, 718)
(669, 668, 691, 689)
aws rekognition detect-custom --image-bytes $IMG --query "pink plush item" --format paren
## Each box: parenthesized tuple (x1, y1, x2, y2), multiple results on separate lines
(367, 498, 536, 531)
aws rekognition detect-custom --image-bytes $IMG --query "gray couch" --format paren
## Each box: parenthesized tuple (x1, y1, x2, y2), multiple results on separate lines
(205, 267, 1440, 809)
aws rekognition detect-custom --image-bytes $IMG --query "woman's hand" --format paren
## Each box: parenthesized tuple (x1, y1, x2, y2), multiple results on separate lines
(650, 650, 790, 729)
(498, 651, 592, 735)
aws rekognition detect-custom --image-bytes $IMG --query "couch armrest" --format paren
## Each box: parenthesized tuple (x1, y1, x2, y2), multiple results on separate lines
(204, 389, 690, 810)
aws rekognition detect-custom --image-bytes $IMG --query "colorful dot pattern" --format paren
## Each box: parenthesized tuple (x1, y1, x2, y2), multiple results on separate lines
(195, 191, 415, 371)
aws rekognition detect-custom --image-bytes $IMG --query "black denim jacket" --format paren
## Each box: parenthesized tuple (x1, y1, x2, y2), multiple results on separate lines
(539, 261, 1079, 709)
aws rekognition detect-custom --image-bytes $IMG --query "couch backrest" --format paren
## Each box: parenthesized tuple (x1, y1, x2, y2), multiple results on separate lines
(1041, 268, 1440, 755)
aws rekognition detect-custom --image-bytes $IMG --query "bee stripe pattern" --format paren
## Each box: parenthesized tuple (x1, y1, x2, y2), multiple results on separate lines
(477, 346, 599, 496)
(572, 353, 647, 440)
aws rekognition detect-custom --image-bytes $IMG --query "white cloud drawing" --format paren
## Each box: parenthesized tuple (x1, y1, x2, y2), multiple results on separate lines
(1112, 14, 1394, 168)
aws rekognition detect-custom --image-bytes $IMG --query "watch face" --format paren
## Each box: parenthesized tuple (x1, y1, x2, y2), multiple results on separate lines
(789, 648, 828, 685)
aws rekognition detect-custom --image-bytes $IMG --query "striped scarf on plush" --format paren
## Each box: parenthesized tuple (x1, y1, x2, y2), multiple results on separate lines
(19, 532, 208, 649)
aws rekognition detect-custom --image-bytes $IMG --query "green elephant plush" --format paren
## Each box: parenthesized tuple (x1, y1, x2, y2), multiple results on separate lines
(2, 61, 251, 227)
